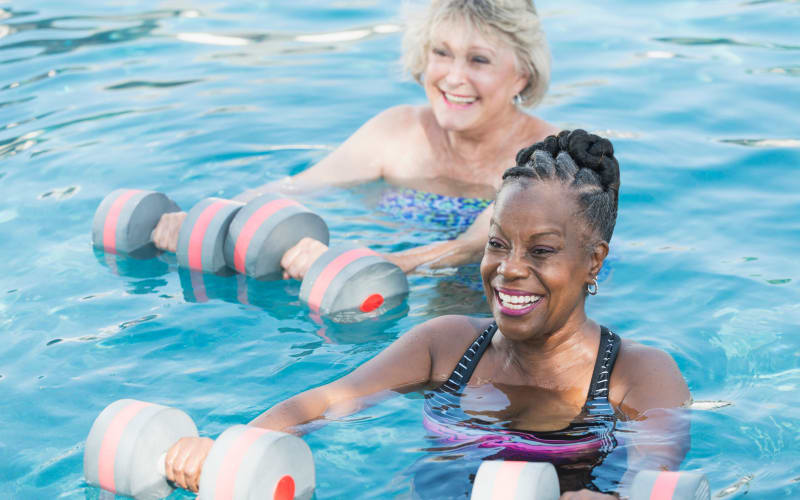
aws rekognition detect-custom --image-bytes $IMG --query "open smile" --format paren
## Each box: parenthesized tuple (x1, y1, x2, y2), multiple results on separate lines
(441, 89, 478, 108)
(494, 288, 543, 316)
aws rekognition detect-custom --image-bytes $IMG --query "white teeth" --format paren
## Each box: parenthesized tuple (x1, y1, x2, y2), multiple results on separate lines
(444, 92, 476, 103)
(497, 291, 541, 308)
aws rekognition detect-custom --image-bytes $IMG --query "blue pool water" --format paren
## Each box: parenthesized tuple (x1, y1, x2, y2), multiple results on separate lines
(2, 0, 799, 498)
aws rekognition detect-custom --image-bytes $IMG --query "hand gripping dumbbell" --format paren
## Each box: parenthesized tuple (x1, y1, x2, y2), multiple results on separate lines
(225, 194, 408, 316)
(470, 461, 710, 500)
(83, 399, 315, 500)
(92, 189, 180, 259)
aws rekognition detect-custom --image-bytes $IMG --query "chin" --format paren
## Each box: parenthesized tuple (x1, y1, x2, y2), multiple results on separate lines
(431, 103, 479, 131)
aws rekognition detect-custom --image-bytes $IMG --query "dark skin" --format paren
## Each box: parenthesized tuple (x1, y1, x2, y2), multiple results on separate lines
(164, 180, 690, 498)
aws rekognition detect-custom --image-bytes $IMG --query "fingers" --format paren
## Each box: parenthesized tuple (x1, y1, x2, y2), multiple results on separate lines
(560, 490, 618, 499)
(164, 436, 214, 493)
(280, 237, 328, 281)
(151, 211, 187, 253)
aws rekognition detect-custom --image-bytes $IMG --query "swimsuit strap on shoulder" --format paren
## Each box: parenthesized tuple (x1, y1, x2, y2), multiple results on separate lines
(587, 326, 621, 402)
(441, 321, 498, 394)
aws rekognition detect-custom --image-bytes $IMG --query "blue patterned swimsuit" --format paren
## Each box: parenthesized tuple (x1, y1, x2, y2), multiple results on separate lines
(378, 188, 492, 231)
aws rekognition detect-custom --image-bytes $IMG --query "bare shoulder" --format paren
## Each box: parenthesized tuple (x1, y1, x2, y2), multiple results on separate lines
(610, 338, 691, 417)
(422, 315, 493, 383)
(369, 105, 424, 131)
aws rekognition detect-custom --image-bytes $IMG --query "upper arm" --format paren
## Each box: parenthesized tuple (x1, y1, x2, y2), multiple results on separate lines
(314, 317, 446, 408)
(289, 106, 416, 189)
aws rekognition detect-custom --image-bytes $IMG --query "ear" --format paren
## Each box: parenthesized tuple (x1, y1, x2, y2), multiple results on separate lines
(513, 72, 529, 98)
(587, 240, 609, 282)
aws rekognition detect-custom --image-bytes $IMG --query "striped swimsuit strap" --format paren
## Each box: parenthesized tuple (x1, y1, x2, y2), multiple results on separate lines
(441, 322, 621, 406)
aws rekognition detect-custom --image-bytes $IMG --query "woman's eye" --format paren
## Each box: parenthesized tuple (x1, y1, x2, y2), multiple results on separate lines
(471, 56, 490, 64)
(432, 47, 448, 57)
(531, 247, 554, 256)
(487, 238, 504, 249)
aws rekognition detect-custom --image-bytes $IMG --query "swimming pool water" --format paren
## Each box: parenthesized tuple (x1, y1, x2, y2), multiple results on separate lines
(1, 0, 799, 498)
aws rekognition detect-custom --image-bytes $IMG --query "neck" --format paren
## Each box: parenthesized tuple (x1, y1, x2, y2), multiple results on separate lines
(494, 312, 600, 388)
(441, 105, 527, 166)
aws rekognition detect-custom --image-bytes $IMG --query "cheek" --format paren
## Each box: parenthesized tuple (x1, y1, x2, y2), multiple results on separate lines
(424, 60, 447, 82)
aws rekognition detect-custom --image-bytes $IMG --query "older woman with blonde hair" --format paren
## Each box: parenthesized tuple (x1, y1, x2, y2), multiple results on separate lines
(152, 0, 560, 277)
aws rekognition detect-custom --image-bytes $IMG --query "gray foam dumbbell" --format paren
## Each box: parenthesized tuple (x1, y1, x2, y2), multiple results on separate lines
(84, 398, 315, 500)
(224, 193, 329, 280)
(176, 197, 244, 275)
(92, 189, 180, 259)
(470, 460, 710, 500)
(299, 244, 409, 318)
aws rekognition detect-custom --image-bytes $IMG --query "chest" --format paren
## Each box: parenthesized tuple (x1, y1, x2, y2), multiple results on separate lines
(381, 136, 511, 198)
(458, 383, 588, 432)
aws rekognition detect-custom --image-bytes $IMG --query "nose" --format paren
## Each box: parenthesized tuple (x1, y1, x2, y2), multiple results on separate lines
(444, 59, 467, 88)
(497, 250, 528, 281)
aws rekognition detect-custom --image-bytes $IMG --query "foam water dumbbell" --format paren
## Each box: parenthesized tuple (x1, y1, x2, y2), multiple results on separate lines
(84, 398, 315, 500)
(224, 193, 329, 280)
(470, 460, 710, 500)
(471, 461, 560, 500)
(92, 189, 180, 259)
(299, 244, 409, 316)
(176, 197, 245, 275)
(630, 470, 710, 500)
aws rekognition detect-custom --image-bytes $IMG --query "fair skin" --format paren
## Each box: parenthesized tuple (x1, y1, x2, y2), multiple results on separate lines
(164, 181, 691, 498)
(151, 19, 559, 277)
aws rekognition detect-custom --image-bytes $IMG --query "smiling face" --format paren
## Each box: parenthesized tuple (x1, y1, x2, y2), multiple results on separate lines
(423, 19, 528, 133)
(480, 180, 607, 340)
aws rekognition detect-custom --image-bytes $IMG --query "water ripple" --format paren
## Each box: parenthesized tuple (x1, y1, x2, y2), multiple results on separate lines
(719, 138, 800, 148)
(654, 36, 800, 51)
(105, 79, 202, 90)
(746, 65, 800, 76)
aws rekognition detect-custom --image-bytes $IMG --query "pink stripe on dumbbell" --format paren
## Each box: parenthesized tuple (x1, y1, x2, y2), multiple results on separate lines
(190, 271, 209, 303)
(490, 461, 526, 500)
(233, 198, 299, 274)
(188, 200, 228, 271)
(649, 471, 680, 500)
(97, 400, 153, 493)
(103, 189, 142, 253)
(213, 427, 289, 500)
(306, 248, 378, 312)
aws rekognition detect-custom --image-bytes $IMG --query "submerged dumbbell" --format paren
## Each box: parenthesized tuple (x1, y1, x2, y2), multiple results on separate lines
(84, 399, 315, 500)
(224, 194, 408, 316)
(630, 470, 710, 500)
(224, 193, 329, 280)
(470, 461, 709, 500)
(92, 189, 180, 259)
(299, 244, 409, 316)
(176, 197, 245, 274)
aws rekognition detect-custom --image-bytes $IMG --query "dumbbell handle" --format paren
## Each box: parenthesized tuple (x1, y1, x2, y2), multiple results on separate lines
(157, 453, 167, 478)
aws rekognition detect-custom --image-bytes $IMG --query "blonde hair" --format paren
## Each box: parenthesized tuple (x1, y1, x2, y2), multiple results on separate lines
(402, 0, 551, 108)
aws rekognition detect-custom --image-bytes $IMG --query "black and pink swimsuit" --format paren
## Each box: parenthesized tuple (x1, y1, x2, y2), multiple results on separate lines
(423, 322, 622, 463)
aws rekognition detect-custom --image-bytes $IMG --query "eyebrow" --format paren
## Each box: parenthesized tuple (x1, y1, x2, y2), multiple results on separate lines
(489, 219, 564, 239)
(434, 40, 497, 55)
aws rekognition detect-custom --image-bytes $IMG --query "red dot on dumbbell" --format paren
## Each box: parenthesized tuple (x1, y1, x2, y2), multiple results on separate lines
(299, 246, 408, 317)
(274, 475, 295, 500)
(359, 293, 384, 313)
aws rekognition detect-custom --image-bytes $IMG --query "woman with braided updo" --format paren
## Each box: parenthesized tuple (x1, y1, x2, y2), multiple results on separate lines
(164, 131, 690, 498)
(151, 0, 559, 279)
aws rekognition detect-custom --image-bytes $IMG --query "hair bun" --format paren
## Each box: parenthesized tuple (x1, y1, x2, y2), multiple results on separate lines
(515, 135, 559, 167)
(563, 129, 619, 191)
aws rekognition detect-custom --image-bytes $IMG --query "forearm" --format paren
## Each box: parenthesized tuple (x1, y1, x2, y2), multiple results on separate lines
(384, 234, 485, 273)
(248, 386, 332, 434)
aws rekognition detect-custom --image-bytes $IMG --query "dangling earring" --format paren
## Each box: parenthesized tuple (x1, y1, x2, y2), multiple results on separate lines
(586, 277, 598, 296)
(512, 93, 522, 106)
